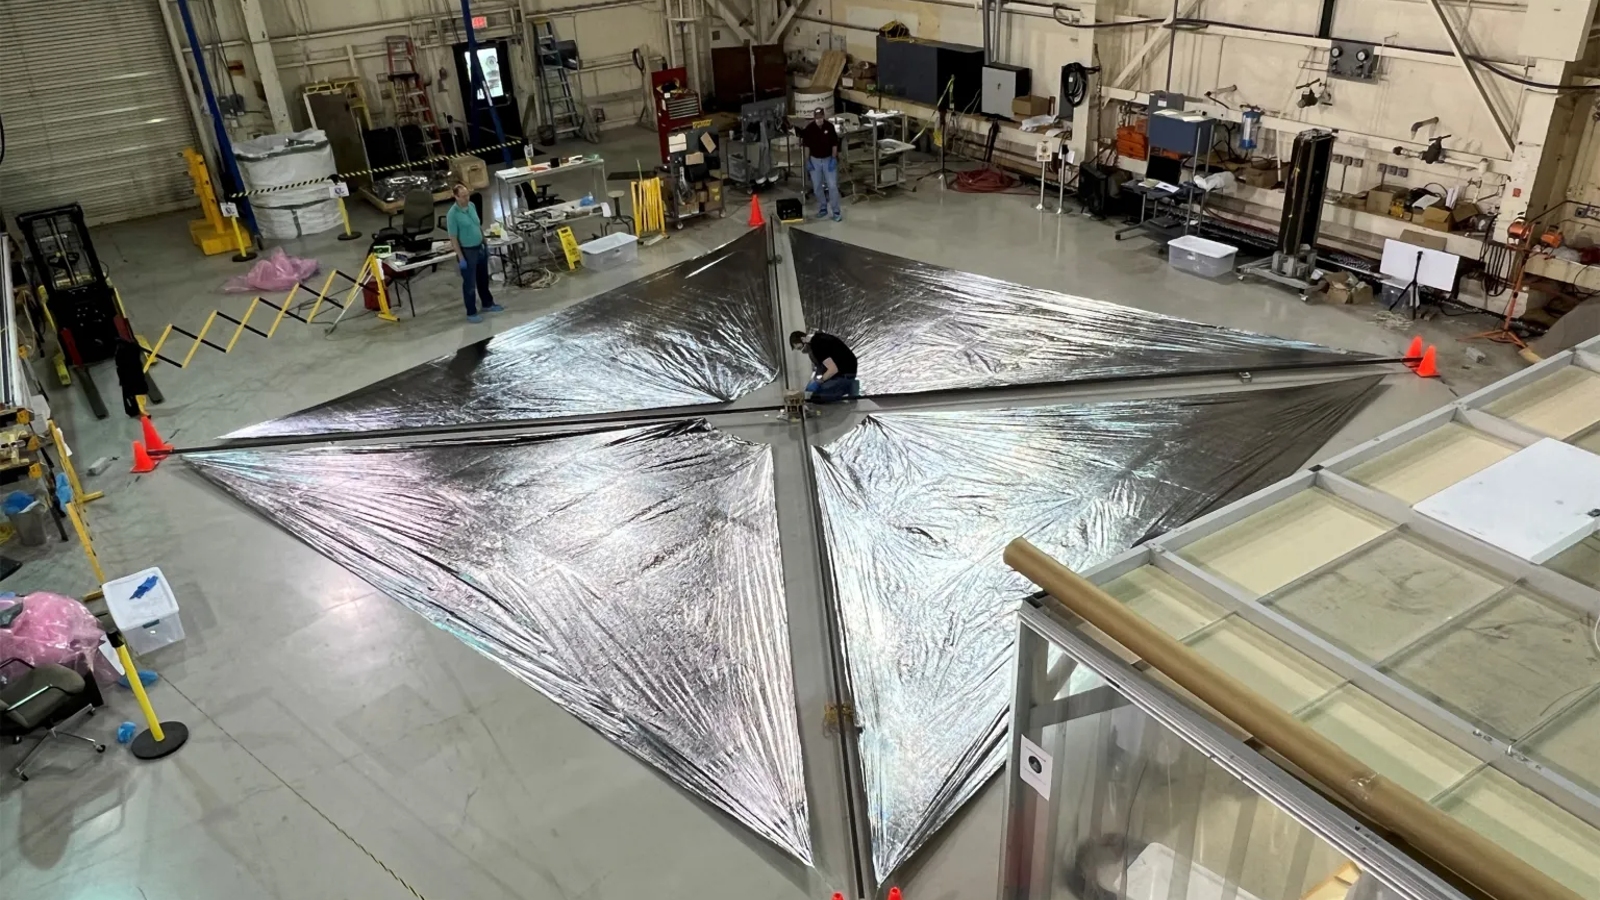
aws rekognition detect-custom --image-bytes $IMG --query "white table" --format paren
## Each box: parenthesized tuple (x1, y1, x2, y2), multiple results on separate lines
(495, 156, 608, 224)
(325, 242, 454, 332)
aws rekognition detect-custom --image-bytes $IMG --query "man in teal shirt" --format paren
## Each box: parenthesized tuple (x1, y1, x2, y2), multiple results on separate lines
(446, 183, 503, 322)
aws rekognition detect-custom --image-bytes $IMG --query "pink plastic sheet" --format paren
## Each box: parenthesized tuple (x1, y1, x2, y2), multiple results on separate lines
(224, 247, 320, 293)
(0, 592, 117, 684)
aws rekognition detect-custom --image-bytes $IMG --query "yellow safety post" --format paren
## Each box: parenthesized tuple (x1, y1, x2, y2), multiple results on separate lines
(48, 420, 103, 505)
(106, 630, 188, 760)
(223, 201, 259, 263)
(334, 195, 362, 242)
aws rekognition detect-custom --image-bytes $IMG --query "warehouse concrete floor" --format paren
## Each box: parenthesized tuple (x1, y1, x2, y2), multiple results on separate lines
(0, 128, 1529, 900)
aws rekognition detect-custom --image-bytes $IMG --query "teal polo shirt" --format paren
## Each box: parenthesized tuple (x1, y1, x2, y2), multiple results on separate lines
(446, 202, 485, 249)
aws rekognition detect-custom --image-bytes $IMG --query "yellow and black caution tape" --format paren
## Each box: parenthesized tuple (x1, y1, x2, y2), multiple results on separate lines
(225, 139, 527, 200)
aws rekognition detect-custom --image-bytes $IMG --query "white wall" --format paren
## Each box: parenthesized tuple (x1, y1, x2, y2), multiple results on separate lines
(172, 0, 664, 142)
(786, 0, 1600, 255)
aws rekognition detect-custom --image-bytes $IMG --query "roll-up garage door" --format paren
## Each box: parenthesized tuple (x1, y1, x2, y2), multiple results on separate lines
(0, 0, 199, 224)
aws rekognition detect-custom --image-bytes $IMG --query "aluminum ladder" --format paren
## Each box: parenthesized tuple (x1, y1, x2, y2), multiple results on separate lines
(532, 20, 597, 144)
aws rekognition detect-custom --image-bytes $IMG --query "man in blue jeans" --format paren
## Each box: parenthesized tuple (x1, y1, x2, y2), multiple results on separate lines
(799, 108, 842, 222)
(446, 183, 504, 322)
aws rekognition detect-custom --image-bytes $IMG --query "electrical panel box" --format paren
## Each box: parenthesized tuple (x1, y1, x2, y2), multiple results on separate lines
(1327, 40, 1378, 81)
(982, 63, 1032, 117)
(1147, 110, 1215, 157)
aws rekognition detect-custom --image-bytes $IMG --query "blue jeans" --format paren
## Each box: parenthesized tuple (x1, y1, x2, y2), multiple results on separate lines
(808, 157, 841, 217)
(807, 376, 859, 403)
(459, 244, 494, 315)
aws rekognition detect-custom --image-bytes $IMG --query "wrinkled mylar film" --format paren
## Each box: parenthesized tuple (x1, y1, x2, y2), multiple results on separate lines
(811, 378, 1384, 880)
(228, 230, 778, 441)
(792, 230, 1378, 396)
(188, 421, 813, 863)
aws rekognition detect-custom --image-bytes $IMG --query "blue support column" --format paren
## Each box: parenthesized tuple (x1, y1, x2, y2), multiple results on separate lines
(460, 0, 513, 165)
(174, 0, 259, 237)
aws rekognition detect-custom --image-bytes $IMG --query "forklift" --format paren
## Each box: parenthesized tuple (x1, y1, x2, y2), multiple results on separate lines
(15, 204, 162, 419)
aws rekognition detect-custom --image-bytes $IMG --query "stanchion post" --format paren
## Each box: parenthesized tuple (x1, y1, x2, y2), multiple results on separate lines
(332, 182, 362, 241)
(222, 200, 258, 263)
(106, 629, 189, 760)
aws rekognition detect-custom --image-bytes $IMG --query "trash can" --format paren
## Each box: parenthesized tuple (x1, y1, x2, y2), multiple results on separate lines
(3, 492, 47, 547)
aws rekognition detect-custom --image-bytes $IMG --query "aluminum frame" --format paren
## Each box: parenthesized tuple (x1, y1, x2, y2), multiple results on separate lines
(0, 241, 30, 413)
(1063, 333, 1600, 837)
(1000, 604, 1471, 900)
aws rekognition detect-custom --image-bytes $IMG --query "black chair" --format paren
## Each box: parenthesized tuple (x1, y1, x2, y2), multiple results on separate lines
(1, 658, 106, 781)
(375, 189, 437, 251)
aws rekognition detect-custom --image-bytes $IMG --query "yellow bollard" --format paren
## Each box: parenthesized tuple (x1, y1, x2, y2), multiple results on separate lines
(228, 209, 258, 263)
(107, 630, 189, 760)
(335, 195, 362, 242)
(115, 643, 163, 742)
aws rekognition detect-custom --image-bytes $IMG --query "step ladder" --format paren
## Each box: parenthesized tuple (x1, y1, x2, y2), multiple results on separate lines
(385, 37, 445, 156)
(532, 19, 598, 144)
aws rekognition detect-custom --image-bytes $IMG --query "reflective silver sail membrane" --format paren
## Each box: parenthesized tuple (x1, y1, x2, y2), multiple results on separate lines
(810, 378, 1384, 881)
(791, 230, 1378, 396)
(228, 230, 777, 441)
(188, 421, 813, 863)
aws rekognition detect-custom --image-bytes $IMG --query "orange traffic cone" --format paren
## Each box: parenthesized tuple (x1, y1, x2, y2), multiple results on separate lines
(140, 415, 174, 457)
(1415, 346, 1439, 378)
(748, 194, 766, 228)
(1403, 335, 1424, 368)
(887, 889, 902, 900)
(131, 440, 158, 474)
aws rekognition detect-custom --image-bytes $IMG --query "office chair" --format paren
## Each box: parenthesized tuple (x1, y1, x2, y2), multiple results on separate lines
(375, 189, 437, 251)
(1, 657, 106, 781)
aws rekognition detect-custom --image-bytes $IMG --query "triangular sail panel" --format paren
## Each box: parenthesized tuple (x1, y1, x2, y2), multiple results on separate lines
(810, 378, 1384, 881)
(228, 231, 777, 442)
(188, 421, 813, 863)
(792, 230, 1378, 396)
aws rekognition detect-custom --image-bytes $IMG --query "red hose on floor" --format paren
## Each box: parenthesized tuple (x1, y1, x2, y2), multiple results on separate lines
(953, 167, 1019, 193)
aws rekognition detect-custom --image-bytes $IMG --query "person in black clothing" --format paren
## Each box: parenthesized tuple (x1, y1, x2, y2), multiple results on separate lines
(798, 108, 843, 221)
(791, 329, 860, 403)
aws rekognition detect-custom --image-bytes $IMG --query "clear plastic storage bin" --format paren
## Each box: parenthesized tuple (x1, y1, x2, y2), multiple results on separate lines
(579, 233, 639, 271)
(1167, 235, 1238, 278)
(103, 567, 185, 656)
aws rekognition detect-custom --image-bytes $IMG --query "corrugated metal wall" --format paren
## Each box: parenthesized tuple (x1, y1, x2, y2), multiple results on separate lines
(0, 0, 198, 224)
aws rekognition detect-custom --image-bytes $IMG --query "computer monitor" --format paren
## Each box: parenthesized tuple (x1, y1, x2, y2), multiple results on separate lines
(1146, 154, 1184, 185)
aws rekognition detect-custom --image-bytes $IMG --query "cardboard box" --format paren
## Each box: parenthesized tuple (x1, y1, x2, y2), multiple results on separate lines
(1366, 187, 1403, 216)
(1323, 272, 1375, 305)
(1400, 229, 1448, 251)
(1451, 200, 1481, 226)
(449, 155, 490, 191)
(1013, 95, 1053, 117)
(1241, 159, 1283, 189)
(1420, 206, 1452, 232)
